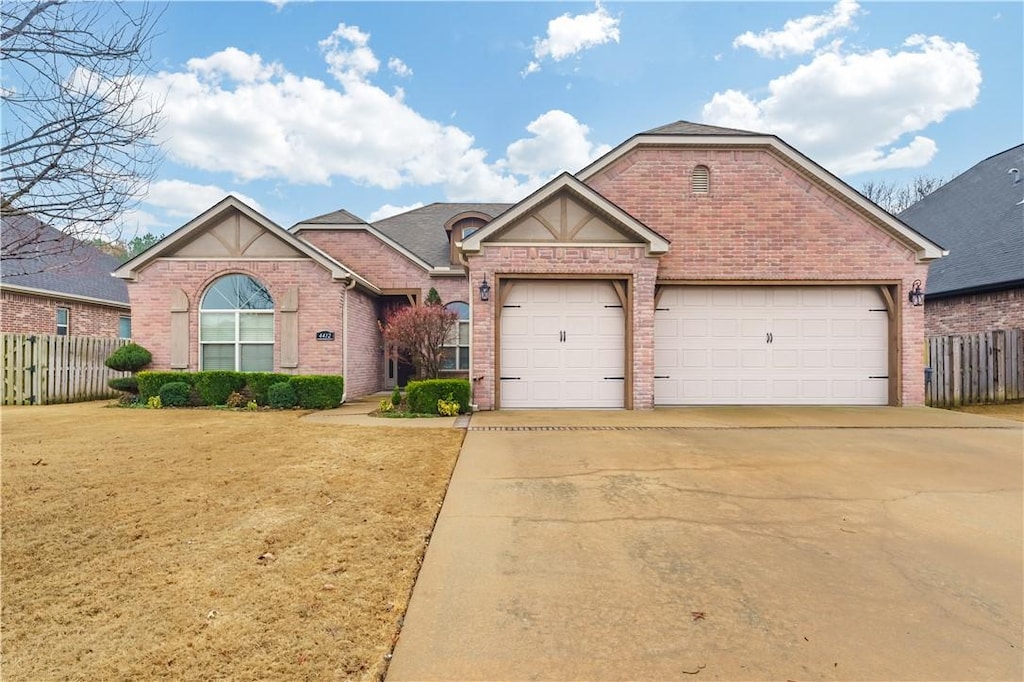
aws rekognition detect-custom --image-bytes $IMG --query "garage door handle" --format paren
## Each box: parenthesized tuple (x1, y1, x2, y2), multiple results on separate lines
(604, 376, 625, 380)
(500, 376, 522, 381)
(766, 332, 773, 344)
(655, 375, 670, 379)
(868, 375, 889, 379)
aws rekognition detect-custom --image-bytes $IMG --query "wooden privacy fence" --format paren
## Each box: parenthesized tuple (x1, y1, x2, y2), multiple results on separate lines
(2, 334, 128, 405)
(926, 329, 1024, 407)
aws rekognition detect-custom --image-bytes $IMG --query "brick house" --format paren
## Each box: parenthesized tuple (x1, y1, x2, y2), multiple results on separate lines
(1, 215, 131, 338)
(898, 144, 1024, 337)
(114, 121, 944, 408)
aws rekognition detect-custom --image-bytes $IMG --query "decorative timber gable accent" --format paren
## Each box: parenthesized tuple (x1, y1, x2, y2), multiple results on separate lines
(460, 172, 669, 256)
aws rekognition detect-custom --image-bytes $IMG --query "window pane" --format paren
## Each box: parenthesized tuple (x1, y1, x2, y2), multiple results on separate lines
(202, 344, 235, 370)
(239, 313, 273, 342)
(240, 344, 273, 371)
(119, 317, 131, 338)
(201, 313, 236, 342)
(458, 347, 469, 370)
(440, 346, 456, 370)
(201, 274, 273, 310)
(445, 301, 469, 320)
(458, 321, 469, 345)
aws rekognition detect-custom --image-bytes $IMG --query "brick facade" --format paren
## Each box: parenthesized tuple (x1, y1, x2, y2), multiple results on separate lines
(125, 256, 378, 393)
(586, 147, 930, 406)
(299, 229, 471, 304)
(925, 287, 1024, 336)
(1, 289, 128, 338)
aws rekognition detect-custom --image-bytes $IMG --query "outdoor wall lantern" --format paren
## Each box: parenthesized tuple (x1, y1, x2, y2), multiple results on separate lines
(908, 279, 924, 307)
(478, 276, 491, 302)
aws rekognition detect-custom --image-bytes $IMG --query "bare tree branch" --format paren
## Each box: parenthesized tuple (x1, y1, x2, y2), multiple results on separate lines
(1, 0, 164, 273)
(860, 175, 948, 215)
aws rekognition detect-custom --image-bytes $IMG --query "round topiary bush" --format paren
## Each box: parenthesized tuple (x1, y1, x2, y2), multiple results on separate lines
(105, 343, 152, 373)
(108, 376, 139, 395)
(267, 381, 297, 409)
(158, 381, 191, 408)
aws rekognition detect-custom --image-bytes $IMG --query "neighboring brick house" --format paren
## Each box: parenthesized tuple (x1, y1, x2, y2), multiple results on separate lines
(1, 215, 131, 338)
(115, 121, 944, 408)
(898, 144, 1024, 337)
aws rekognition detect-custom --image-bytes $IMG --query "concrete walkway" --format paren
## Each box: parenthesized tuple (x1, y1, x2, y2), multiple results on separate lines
(387, 407, 1023, 681)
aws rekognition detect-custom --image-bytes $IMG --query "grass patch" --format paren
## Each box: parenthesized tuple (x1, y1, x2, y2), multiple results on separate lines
(1, 402, 463, 681)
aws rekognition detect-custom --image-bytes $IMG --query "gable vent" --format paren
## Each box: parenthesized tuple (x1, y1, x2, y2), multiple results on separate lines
(691, 165, 710, 194)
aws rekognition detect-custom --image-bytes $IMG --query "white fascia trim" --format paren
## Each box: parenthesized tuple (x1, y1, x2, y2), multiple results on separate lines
(461, 173, 669, 255)
(0, 283, 130, 310)
(293, 222, 435, 272)
(577, 134, 946, 262)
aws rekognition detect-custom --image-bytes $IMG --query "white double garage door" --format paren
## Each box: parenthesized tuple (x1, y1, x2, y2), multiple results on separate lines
(500, 281, 890, 408)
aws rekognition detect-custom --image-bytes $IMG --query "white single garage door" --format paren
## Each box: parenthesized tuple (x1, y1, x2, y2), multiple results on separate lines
(655, 286, 889, 405)
(501, 281, 625, 408)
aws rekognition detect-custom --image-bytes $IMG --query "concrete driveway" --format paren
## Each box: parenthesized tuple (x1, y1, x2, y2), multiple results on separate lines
(387, 407, 1023, 681)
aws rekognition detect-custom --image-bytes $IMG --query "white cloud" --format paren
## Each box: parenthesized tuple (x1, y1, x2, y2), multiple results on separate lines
(702, 34, 981, 174)
(142, 27, 611, 204)
(145, 180, 266, 217)
(186, 48, 281, 83)
(733, 0, 861, 58)
(319, 23, 379, 84)
(387, 57, 412, 78)
(368, 202, 425, 222)
(525, 2, 620, 75)
(506, 110, 611, 179)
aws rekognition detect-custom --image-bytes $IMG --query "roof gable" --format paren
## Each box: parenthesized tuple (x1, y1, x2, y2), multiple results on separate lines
(578, 120, 946, 262)
(114, 196, 378, 292)
(461, 173, 668, 255)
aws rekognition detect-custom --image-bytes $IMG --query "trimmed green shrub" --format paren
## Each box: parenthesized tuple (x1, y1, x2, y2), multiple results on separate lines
(158, 381, 191, 407)
(107, 376, 139, 394)
(290, 375, 345, 410)
(406, 379, 470, 415)
(242, 372, 292, 405)
(194, 371, 246, 406)
(138, 371, 194, 400)
(104, 343, 152, 372)
(267, 381, 297, 409)
(390, 385, 402, 408)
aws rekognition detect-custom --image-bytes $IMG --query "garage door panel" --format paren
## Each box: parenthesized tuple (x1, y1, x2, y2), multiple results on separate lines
(655, 285, 889, 405)
(501, 281, 624, 409)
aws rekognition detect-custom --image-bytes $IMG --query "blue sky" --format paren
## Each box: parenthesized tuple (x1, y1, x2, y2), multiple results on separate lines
(129, 1, 1023, 236)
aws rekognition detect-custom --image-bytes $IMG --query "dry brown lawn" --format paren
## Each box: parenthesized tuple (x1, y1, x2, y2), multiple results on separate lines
(0, 402, 463, 681)
(951, 400, 1024, 422)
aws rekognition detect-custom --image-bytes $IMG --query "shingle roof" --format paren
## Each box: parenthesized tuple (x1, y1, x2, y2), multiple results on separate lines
(372, 202, 513, 267)
(643, 120, 761, 136)
(1, 214, 129, 305)
(300, 208, 366, 225)
(898, 144, 1024, 297)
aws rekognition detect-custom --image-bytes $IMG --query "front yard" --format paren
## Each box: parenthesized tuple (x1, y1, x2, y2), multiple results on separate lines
(0, 402, 463, 681)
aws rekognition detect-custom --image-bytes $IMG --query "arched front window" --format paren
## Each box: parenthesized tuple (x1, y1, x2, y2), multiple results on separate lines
(441, 301, 469, 371)
(200, 274, 274, 371)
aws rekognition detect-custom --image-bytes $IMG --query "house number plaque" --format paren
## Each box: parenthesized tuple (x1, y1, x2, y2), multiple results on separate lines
(316, 331, 335, 341)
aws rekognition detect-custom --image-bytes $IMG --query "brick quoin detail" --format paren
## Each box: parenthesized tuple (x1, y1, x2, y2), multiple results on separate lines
(586, 147, 930, 406)
(925, 287, 1024, 336)
(1, 290, 127, 337)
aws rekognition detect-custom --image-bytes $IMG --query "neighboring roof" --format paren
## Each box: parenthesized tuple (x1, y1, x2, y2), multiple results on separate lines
(1, 214, 129, 307)
(300, 208, 366, 225)
(899, 144, 1024, 297)
(577, 119, 947, 262)
(113, 196, 379, 293)
(461, 173, 670, 256)
(372, 202, 513, 267)
(643, 120, 760, 137)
